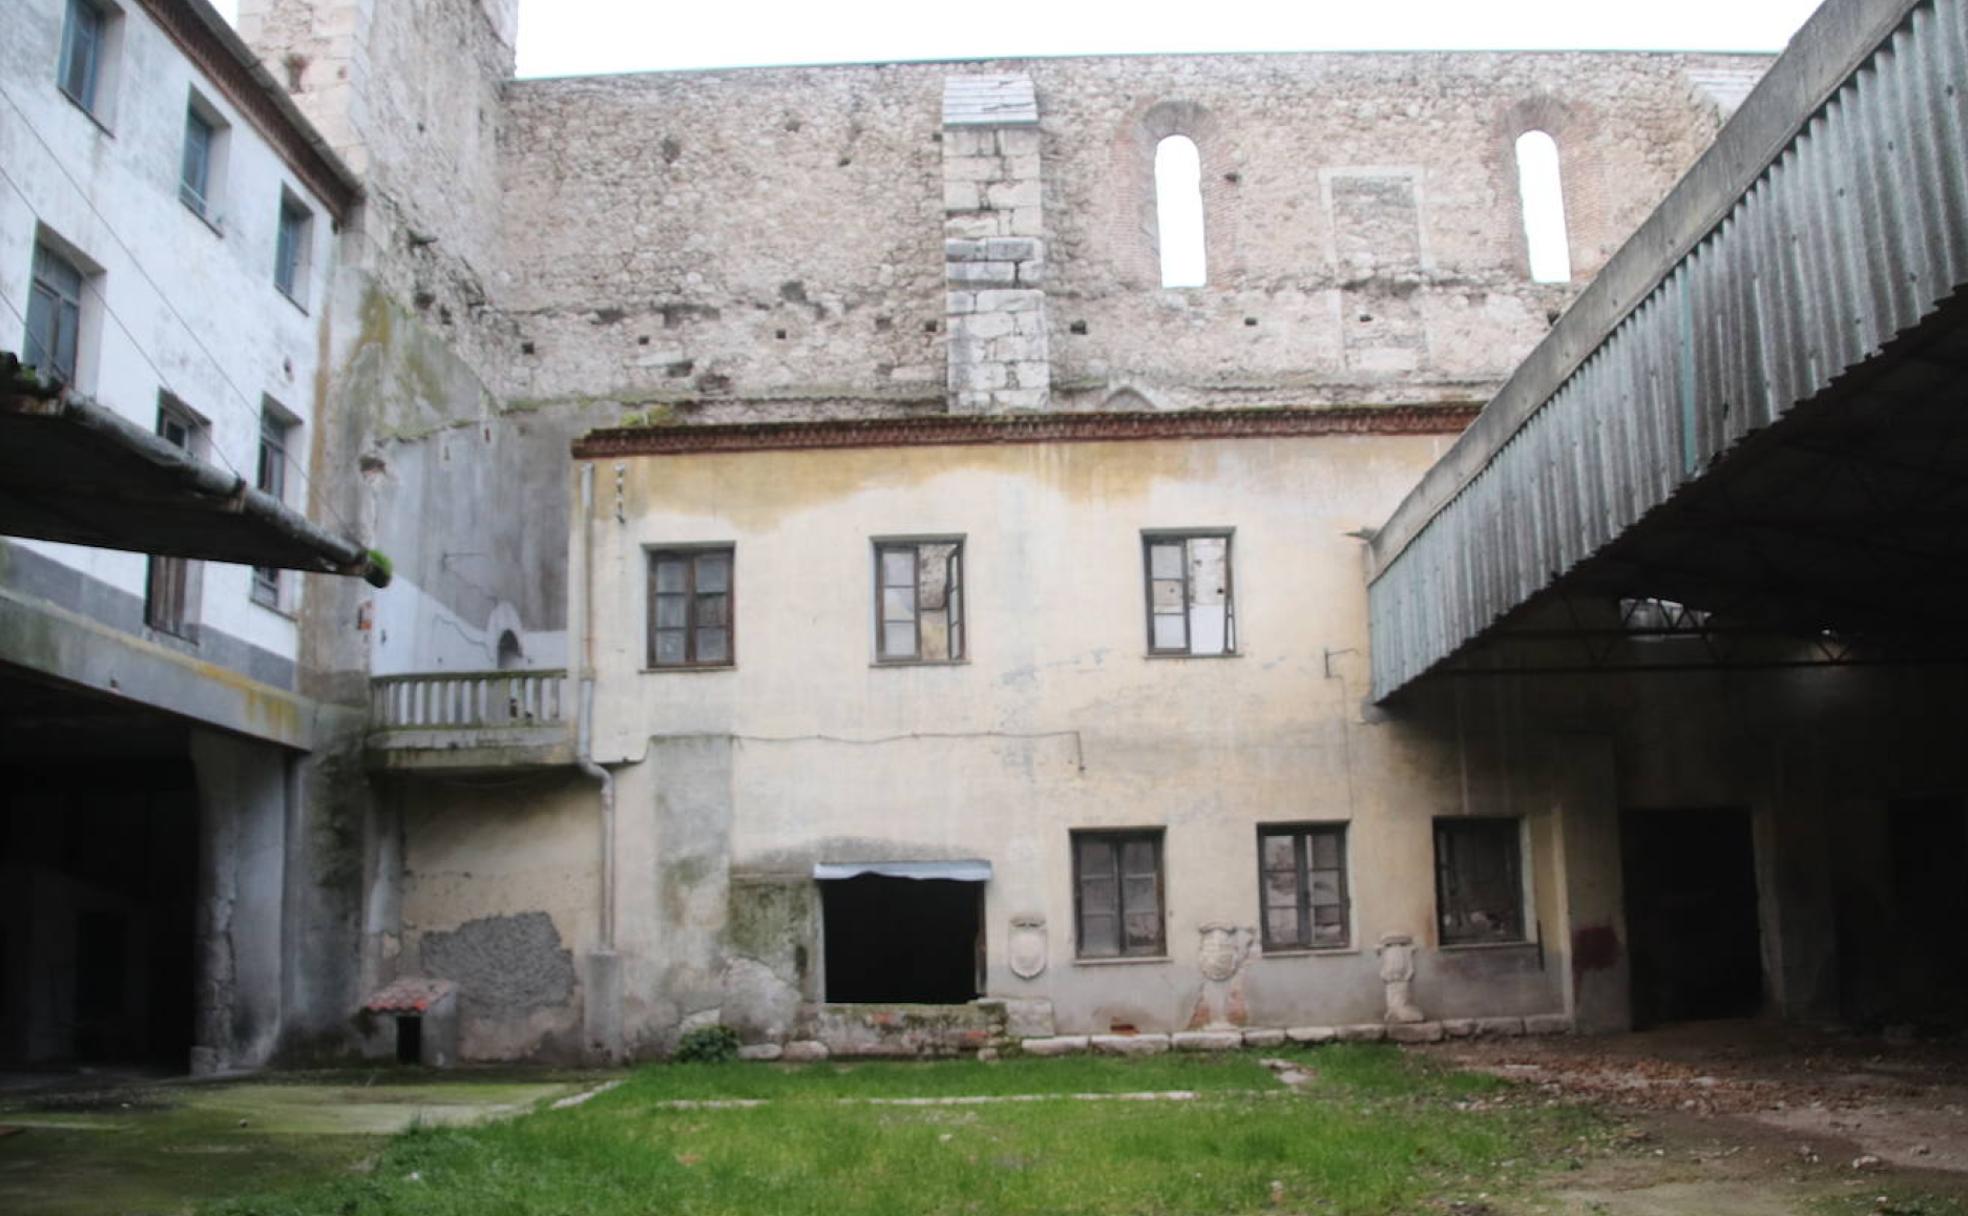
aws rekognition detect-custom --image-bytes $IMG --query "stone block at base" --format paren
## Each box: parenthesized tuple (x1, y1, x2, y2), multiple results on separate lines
(1286, 1026, 1336, 1045)
(1091, 1033, 1170, 1057)
(1524, 1014, 1573, 1035)
(737, 1043, 784, 1061)
(1475, 1016, 1527, 1036)
(1242, 1028, 1287, 1048)
(1336, 1024, 1387, 1043)
(1172, 1030, 1244, 1051)
(1020, 1035, 1090, 1057)
(782, 1040, 829, 1062)
(1441, 1019, 1478, 1038)
(1387, 1022, 1445, 1044)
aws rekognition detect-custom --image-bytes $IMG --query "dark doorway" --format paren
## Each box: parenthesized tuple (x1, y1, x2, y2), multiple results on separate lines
(0, 667, 201, 1072)
(1882, 798, 1968, 1026)
(1622, 807, 1763, 1028)
(821, 876, 982, 1003)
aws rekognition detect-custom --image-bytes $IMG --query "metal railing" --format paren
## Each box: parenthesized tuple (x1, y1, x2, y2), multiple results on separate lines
(370, 669, 570, 731)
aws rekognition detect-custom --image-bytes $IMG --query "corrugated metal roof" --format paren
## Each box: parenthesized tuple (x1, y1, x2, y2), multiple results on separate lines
(1368, 0, 1968, 700)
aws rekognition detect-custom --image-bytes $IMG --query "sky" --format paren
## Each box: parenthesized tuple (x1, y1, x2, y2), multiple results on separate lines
(208, 1, 1826, 78)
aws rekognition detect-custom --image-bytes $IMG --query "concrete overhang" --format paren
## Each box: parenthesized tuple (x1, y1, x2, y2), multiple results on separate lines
(1, 358, 390, 587)
(0, 587, 320, 751)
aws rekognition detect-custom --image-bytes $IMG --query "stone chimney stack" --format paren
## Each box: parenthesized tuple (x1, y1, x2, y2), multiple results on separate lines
(941, 76, 1050, 413)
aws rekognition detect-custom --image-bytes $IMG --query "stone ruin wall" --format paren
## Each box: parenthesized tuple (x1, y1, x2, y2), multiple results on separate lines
(487, 51, 1767, 422)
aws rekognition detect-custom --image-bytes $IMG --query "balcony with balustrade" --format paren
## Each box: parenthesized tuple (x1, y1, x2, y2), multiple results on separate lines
(366, 669, 577, 772)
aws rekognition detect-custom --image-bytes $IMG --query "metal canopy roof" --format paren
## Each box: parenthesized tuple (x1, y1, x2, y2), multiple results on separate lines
(1366, 0, 1968, 698)
(1, 357, 390, 586)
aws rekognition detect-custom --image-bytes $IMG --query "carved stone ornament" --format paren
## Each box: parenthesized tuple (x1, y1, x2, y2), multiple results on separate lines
(1008, 915, 1048, 980)
(1197, 922, 1254, 983)
(1378, 932, 1426, 1024)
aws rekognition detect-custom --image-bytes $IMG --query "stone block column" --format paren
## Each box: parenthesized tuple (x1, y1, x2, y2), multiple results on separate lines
(942, 76, 1050, 413)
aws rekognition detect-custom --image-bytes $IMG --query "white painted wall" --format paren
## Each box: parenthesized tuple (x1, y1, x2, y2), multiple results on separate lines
(0, 0, 339, 670)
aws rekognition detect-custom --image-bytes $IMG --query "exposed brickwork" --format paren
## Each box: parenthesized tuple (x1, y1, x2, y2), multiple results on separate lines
(570, 403, 1482, 459)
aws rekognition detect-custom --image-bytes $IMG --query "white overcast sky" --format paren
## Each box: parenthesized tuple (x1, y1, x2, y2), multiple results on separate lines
(208, 1, 1826, 78)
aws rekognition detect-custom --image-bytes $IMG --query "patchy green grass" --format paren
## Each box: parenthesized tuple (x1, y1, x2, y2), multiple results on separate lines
(624, 1051, 1274, 1101)
(201, 1047, 1592, 1216)
(0, 1073, 589, 1216)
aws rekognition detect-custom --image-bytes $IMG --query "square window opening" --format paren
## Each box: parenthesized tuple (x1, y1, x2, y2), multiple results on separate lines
(1073, 829, 1166, 959)
(821, 875, 982, 1003)
(646, 547, 735, 668)
(1143, 531, 1235, 656)
(1258, 823, 1350, 951)
(874, 538, 963, 662)
(1434, 817, 1526, 946)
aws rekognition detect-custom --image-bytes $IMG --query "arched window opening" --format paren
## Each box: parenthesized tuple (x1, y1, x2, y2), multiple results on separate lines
(1154, 135, 1207, 288)
(495, 629, 524, 670)
(1515, 130, 1571, 284)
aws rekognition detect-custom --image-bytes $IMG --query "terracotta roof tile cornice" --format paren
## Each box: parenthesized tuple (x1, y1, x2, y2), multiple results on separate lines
(571, 404, 1481, 459)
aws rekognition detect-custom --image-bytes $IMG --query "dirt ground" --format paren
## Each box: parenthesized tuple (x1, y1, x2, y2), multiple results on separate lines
(1442, 1021, 1968, 1216)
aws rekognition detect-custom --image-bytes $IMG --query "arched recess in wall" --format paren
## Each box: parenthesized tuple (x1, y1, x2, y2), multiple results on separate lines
(1514, 130, 1572, 283)
(1155, 136, 1207, 287)
(1120, 100, 1234, 289)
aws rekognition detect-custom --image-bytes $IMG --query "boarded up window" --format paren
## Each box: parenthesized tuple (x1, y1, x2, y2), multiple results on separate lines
(875, 540, 963, 662)
(1258, 824, 1350, 950)
(647, 547, 734, 668)
(1074, 830, 1164, 958)
(1434, 818, 1525, 945)
(145, 397, 204, 638)
(1144, 533, 1234, 656)
(1329, 173, 1421, 270)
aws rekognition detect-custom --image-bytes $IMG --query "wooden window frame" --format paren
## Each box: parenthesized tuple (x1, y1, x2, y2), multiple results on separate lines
(1257, 822, 1350, 951)
(645, 546, 735, 670)
(873, 537, 964, 664)
(58, 0, 106, 116)
(25, 243, 85, 385)
(1072, 828, 1166, 959)
(1142, 530, 1236, 656)
(1433, 817, 1527, 946)
(274, 193, 312, 305)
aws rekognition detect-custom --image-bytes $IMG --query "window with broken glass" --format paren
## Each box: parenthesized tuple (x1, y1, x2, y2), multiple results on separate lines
(874, 539, 963, 663)
(146, 397, 204, 639)
(1143, 532, 1234, 655)
(1434, 818, 1526, 945)
(1258, 824, 1349, 950)
(1073, 830, 1165, 958)
(646, 548, 733, 668)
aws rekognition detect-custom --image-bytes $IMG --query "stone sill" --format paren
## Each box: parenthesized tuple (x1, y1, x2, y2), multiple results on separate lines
(1258, 946, 1361, 959)
(1071, 954, 1170, 967)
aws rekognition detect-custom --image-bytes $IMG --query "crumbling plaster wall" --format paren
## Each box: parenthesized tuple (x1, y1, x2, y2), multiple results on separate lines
(491, 52, 1760, 417)
(391, 771, 598, 1061)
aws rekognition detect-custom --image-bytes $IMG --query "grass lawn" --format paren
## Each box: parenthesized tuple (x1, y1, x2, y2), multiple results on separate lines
(206, 1046, 1593, 1216)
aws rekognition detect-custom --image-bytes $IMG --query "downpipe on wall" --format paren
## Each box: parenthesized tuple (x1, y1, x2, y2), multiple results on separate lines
(577, 461, 623, 1062)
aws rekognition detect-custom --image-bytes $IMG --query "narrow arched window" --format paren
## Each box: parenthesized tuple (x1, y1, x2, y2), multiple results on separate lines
(1515, 130, 1571, 283)
(1155, 135, 1206, 287)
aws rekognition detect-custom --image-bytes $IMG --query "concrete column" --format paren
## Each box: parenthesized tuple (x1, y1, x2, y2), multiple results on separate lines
(942, 76, 1050, 413)
(189, 729, 291, 1073)
(1550, 733, 1629, 1032)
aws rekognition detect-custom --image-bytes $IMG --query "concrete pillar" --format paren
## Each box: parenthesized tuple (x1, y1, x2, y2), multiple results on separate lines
(1549, 733, 1629, 1032)
(942, 76, 1050, 413)
(189, 729, 291, 1073)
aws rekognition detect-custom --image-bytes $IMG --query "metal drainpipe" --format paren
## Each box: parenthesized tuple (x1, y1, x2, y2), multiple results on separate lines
(577, 462, 616, 952)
